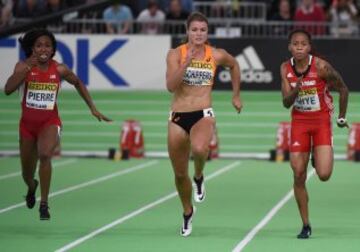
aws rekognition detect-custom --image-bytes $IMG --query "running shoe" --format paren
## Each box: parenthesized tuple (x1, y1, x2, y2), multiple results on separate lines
(25, 179, 38, 209)
(297, 224, 312, 239)
(180, 206, 196, 237)
(39, 202, 50, 220)
(193, 176, 205, 203)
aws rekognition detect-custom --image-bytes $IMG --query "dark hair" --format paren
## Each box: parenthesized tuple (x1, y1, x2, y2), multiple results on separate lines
(181, 12, 209, 44)
(186, 11, 208, 29)
(287, 28, 329, 61)
(18, 29, 57, 58)
(288, 29, 312, 44)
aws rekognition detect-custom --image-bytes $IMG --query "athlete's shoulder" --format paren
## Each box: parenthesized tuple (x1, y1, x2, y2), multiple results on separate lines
(212, 47, 232, 64)
(212, 46, 227, 55)
(280, 60, 290, 72)
(15, 60, 28, 68)
(167, 47, 180, 60)
(314, 56, 331, 74)
(50, 59, 60, 65)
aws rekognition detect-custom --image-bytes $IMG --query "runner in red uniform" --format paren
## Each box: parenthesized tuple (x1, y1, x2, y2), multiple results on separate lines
(281, 29, 349, 239)
(4, 29, 111, 220)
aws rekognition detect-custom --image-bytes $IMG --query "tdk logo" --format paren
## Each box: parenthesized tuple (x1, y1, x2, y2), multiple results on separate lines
(218, 46, 273, 83)
(0, 38, 128, 86)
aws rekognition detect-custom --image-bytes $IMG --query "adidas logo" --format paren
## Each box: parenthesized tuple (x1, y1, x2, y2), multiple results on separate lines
(287, 72, 294, 78)
(292, 141, 301, 146)
(218, 46, 273, 83)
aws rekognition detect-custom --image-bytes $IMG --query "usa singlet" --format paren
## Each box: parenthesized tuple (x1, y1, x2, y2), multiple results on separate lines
(19, 59, 62, 139)
(179, 44, 217, 86)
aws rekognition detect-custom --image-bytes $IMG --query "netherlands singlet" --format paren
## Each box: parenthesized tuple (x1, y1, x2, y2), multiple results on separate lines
(285, 55, 334, 121)
(179, 44, 217, 86)
(19, 59, 61, 139)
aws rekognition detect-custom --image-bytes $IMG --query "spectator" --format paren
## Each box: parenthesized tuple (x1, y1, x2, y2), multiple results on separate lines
(158, 0, 193, 12)
(15, 0, 46, 18)
(270, 0, 293, 20)
(0, 0, 13, 28)
(137, 0, 165, 34)
(103, 0, 133, 34)
(65, 0, 86, 7)
(77, 0, 104, 34)
(165, 0, 188, 34)
(44, 0, 68, 33)
(166, 0, 188, 20)
(180, 0, 193, 13)
(294, 0, 327, 35)
(329, 0, 359, 36)
(270, 0, 294, 35)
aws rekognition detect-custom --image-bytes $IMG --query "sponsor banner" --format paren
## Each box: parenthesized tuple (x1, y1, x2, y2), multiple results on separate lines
(0, 35, 171, 90)
(172, 38, 360, 91)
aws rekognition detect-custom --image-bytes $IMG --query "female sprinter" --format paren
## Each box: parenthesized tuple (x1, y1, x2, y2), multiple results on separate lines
(281, 29, 349, 238)
(166, 12, 242, 236)
(4, 29, 111, 220)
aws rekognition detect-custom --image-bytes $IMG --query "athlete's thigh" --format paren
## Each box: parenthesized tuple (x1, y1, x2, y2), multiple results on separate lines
(20, 137, 38, 170)
(290, 121, 311, 153)
(313, 119, 332, 147)
(37, 125, 60, 156)
(290, 152, 310, 175)
(313, 145, 333, 176)
(189, 117, 215, 147)
(168, 122, 190, 170)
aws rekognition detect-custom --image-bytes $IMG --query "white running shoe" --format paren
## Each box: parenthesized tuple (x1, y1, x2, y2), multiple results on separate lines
(193, 176, 205, 203)
(180, 206, 196, 237)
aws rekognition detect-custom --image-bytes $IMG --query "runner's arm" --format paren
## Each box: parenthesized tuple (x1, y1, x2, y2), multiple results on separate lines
(281, 62, 301, 109)
(4, 62, 30, 95)
(317, 59, 349, 120)
(57, 64, 112, 122)
(214, 48, 242, 113)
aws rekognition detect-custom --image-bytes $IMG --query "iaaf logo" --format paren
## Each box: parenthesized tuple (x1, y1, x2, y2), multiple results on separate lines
(218, 46, 273, 83)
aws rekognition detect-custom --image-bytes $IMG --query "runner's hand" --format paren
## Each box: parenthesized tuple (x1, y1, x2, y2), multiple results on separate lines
(232, 96, 242, 113)
(91, 109, 112, 122)
(336, 118, 349, 128)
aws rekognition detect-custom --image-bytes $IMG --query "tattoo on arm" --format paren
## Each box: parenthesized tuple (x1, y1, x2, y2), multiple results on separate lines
(323, 64, 345, 90)
(322, 63, 349, 118)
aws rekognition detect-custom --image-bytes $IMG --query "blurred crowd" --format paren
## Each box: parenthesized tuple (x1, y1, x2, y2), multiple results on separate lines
(1, 0, 360, 37)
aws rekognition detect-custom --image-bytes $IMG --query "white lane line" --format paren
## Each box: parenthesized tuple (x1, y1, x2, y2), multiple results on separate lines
(55, 161, 242, 252)
(232, 169, 316, 252)
(0, 109, 291, 117)
(0, 131, 348, 140)
(0, 100, 286, 106)
(0, 159, 78, 181)
(0, 160, 158, 214)
(0, 120, 278, 128)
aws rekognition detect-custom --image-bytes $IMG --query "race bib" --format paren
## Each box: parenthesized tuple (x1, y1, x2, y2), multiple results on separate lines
(294, 87, 320, 112)
(183, 61, 214, 86)
(26, 82, 57, 110)
(203, 108, 215, 117)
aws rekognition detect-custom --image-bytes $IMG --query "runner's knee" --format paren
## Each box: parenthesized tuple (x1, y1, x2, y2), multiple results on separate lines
(191, 143, 209, 158)
(317, 170, 331, 181)
(38, 151, 52, 162)
(293, 171, 307, 186)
